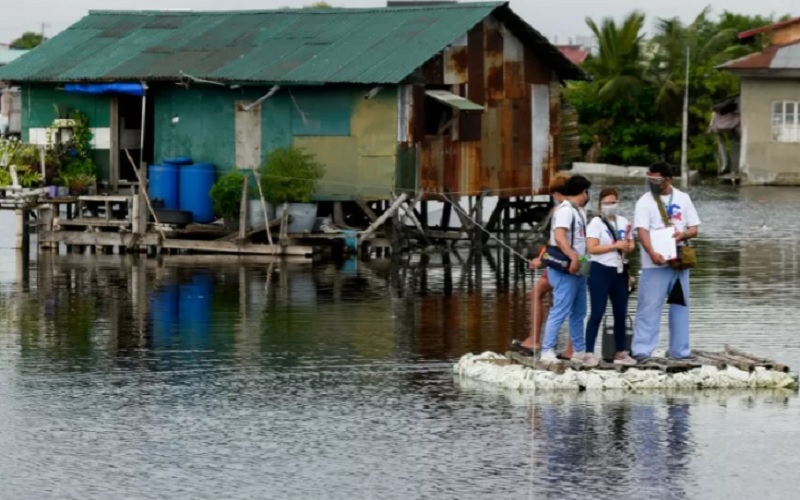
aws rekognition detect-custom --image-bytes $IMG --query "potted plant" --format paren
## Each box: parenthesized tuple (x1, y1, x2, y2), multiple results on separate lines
(261, 147, 325, 234)
(67, 173, 96, 196)
(210, 171, 247, 231)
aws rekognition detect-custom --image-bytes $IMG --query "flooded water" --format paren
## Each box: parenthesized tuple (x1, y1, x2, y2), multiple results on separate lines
(0, 185, 799, 499)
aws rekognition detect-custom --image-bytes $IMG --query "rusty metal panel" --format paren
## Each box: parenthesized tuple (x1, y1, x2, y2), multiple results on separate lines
(421, 52, 444, 85)
(444, 45, 468, 85)
(412, 84, 426, 142)
(467, 23, 485, 105)
(397, 85, 413, 143)
(441, 136, 459, 193)
(419, 136, 441, 192)
(519, 84, 532, 173)
(458, 141, 481, 195)
(524, 45, 550, 85)
(484, 17, 504, 105)
(504, 61, 524, 99)
(479, 107, 501, 192)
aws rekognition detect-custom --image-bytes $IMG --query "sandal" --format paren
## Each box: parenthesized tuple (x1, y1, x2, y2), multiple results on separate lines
(510, 340, 538, 357)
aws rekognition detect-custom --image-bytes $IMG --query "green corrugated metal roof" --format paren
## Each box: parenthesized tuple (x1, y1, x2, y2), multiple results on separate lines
(0, 2, 585, 84)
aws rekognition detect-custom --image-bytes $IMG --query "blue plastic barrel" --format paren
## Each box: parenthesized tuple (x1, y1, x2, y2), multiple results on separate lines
(178, 272, 213, 350)
(148, 164, 179, 210)
(164, 156, 193, 167)
(179, 162, 216, 224)
(150, 283, 179, 349)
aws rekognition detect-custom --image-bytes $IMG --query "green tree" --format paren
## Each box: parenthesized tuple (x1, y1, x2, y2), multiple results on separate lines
(583, 11, 647, 101)
(10, 31, 44, 50)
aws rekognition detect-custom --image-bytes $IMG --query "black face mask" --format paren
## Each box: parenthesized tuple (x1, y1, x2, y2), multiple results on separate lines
(649, 183, 662, 196)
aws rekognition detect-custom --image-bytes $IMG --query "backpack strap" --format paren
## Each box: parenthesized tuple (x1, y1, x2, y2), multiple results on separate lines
(653, 193, 672, 228)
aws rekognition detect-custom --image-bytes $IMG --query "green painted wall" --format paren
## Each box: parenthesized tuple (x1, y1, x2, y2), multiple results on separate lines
(21, 85, 111, 130)
(20, 85, 111, 180)
(153, 85, 398, 200)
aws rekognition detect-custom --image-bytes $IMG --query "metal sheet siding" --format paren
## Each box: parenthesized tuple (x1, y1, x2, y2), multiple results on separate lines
(293, 90, 397, 200)
(153, 87, 237, 173)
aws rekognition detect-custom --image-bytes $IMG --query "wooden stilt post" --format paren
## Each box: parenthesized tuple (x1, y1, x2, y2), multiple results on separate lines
(358, 193, 408, 247)
(15, 209, 29, 252)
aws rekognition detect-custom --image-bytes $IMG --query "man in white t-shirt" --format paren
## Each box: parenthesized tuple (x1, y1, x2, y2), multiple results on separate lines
(632, 162, 701, 361)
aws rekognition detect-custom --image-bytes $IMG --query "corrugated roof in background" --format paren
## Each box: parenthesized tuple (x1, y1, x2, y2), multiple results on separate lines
(721, 40, 800, 70)
(0, 2, 586, 84)
(0, 49, 28, 66)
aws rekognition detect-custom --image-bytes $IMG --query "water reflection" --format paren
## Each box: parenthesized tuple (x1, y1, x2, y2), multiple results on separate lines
(0, 184, 799, 498)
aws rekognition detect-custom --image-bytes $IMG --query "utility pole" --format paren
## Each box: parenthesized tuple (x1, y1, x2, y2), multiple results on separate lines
(40, 22, 50, 41)
(680, 46, 690, 188)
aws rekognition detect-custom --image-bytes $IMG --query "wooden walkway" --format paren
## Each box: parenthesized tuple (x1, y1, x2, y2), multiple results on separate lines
(506, 345, 790, 375)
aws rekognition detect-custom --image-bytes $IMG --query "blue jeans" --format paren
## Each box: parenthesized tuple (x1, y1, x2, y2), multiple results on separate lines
(542, 268, 587, 352)
(586, 262, 629, 353)
(632, 267, 691, 358)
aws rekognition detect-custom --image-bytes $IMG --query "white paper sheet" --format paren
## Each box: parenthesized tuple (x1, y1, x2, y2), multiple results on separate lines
(650, 228, 678, 261)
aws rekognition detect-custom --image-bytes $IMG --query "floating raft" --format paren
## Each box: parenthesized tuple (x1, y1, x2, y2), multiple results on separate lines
(454, 346, 799, 391)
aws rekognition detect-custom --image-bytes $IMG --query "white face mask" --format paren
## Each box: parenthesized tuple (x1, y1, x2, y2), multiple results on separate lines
(601, 203, 619, 217)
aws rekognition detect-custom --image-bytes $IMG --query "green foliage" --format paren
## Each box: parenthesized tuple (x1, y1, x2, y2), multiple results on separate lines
(0, 169, 11, 187)
(10, 31, 44, 50)
(210, 171, 247, 219)
(18, 167, 43, 187)
(567, 7, 789, 172)
(261, 147, 325, 204)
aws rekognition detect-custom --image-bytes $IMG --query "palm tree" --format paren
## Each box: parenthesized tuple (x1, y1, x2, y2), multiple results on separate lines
(583, 11, 647, 100)
(650, 6, 743, 120)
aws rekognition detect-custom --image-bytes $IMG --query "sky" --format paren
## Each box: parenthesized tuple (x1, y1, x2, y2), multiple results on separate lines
(0, 0, 792, 46)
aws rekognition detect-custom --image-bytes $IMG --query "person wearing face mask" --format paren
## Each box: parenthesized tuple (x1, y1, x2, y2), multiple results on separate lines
(632, 162, 701, 361)
(538, 175, 595, 366)
(513, 173, 574, 359)
(585, 188, 637, 366)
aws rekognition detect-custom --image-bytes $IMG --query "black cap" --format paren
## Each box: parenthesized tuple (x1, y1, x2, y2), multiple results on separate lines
(561, 175, 592, 196)
(648, 161, 674, 179)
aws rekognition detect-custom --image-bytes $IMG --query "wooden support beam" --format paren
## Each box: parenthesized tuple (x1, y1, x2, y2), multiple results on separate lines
(215, 218, 284, 242)
(358, 193, 408, 246)
(110, 97, 120, 193)
(161, 238, 313, 256)
(333, 201, 345, 226)
(353, 197, 378, 223)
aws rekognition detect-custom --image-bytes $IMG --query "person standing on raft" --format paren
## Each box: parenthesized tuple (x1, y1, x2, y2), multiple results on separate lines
(538, 175, 595, 366)
(513, 173, 574, 359)
(632, 162, 701, 361)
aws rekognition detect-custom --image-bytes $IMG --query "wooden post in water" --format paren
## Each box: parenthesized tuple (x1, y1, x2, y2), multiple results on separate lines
(14, 209, 29, 252)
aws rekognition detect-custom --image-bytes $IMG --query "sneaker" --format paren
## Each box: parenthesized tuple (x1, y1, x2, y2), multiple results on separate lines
(613, 352, 637, 366)
(573, 352, 599, 368)
(540, 349, 559, 363)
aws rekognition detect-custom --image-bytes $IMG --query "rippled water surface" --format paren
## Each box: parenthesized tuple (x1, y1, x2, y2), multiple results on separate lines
(0, 185, 799, 499)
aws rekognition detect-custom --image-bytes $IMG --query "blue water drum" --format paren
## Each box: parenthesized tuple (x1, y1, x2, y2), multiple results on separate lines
(148, 164, 179, 210)
(149, 283, 179, 349)
(178, 272, 213, 350)
(179, 162, 216, 223)
(164, 156, 193, 167)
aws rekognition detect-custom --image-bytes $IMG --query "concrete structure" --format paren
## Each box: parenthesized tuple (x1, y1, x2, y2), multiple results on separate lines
(721, 18, 800, 185)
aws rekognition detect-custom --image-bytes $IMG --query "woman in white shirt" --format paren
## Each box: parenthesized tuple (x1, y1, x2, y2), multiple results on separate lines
(585, 187, 637, 366)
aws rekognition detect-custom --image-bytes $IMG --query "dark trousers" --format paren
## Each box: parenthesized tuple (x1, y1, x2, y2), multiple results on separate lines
(586, 261, 629, 353)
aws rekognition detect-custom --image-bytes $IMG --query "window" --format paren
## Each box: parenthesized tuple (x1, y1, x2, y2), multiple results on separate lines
(772, 101, 800, 143)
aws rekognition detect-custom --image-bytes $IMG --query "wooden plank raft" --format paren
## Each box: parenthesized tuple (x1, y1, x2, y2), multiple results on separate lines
(504, 347, 790, 375)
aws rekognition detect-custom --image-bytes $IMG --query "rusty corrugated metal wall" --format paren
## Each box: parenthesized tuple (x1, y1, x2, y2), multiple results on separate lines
(408, 15, 560, 198)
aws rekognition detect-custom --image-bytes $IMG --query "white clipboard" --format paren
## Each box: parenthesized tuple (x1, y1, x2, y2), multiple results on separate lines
(650, 227, 677, 261)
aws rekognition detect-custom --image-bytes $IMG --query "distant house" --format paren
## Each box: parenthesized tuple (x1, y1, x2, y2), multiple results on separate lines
(0, 49, 26, 135)
(556, 45, 589, 65)
(0, 2, 585, 199)
(720, 17, 800, 185)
